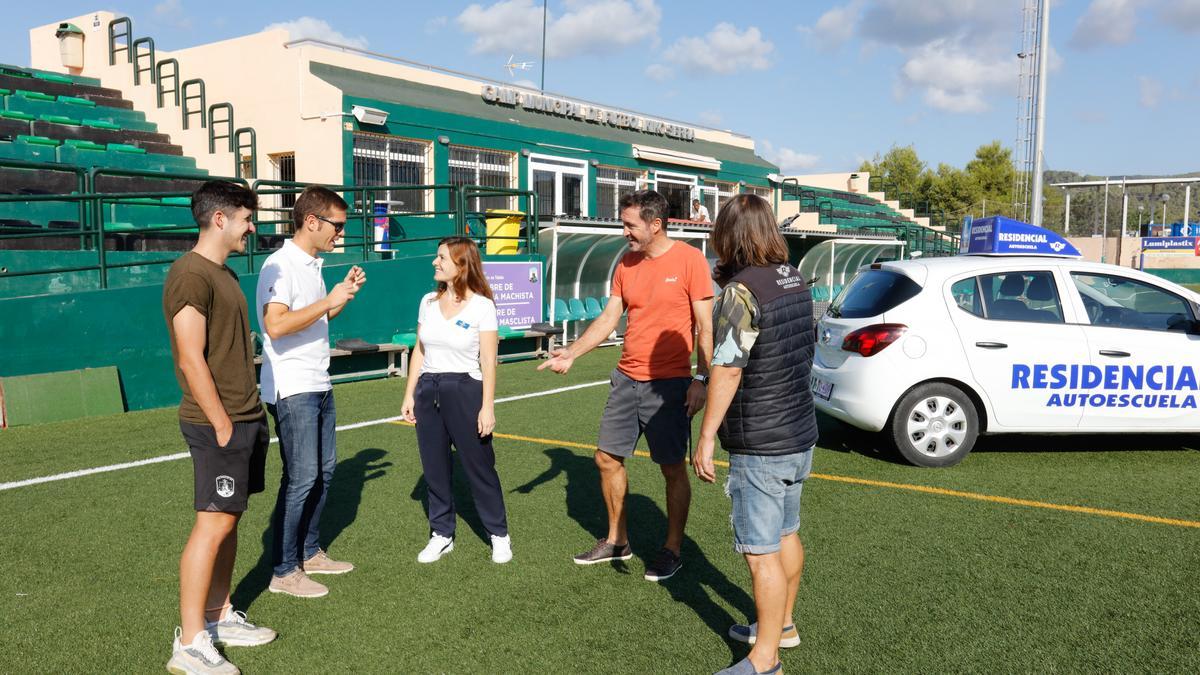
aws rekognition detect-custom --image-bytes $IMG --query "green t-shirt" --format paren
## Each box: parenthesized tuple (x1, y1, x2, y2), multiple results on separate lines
(163, 251, 264, 424)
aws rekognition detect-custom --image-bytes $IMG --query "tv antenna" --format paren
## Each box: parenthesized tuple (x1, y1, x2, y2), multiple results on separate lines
(504, 55, 535, 78)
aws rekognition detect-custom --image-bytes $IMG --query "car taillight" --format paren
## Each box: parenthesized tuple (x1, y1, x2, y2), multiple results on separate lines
(841, 324, 907, 357)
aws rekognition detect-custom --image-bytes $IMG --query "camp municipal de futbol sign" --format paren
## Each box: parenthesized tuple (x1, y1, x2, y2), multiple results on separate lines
(481, 85, 696, 141)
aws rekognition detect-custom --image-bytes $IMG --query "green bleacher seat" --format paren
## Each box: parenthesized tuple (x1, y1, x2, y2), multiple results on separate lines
(32, 71, 73, 85)
(0, 135, 59, 163)
(14, 89, 54, 101)
(497, 325, 522, 339)
(82, 119, 120, 130)
(0, 88, 9, 96)
(108, 143, 146, 154)
(56, 95, 96, 108)
(56, 139, 106, 167)
(552, 298, 571, 322)
(39, 114, 80, 126)
(0, 110, 34, 121)
(390, 332, 418, 348)
(567, 298, 588, 321)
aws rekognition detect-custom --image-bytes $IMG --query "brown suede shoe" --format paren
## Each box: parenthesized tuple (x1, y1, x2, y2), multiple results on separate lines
(303, 549, 355, 575)
(268, 569, 328, 598)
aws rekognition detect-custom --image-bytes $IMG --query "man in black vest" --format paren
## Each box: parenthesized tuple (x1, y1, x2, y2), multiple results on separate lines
(694, 194, 818, 675)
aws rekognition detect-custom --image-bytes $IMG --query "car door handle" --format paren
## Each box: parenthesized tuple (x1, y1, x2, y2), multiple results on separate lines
(1099, 350, 1131, 358)
(975, 341, 1008, 349)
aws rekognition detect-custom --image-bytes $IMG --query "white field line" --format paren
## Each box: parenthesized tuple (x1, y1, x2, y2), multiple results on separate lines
(0, 379, 609, 493)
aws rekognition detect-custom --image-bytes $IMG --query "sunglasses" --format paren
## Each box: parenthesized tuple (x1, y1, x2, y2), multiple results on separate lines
(315, 215, 346, 234)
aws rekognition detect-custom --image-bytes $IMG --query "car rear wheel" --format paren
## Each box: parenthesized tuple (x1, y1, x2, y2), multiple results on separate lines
(890, 383, 979, 467)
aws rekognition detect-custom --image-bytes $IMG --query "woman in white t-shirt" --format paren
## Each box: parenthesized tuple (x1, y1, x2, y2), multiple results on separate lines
(401, 237, 511, 564)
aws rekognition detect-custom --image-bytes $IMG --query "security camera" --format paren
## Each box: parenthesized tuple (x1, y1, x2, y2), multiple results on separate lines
(351, 105, 388, 126)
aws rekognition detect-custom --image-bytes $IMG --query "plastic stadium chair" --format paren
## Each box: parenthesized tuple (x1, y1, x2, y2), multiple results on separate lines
(600, 296, 610, 309)
(567, 298, 588, 321)
(391, 332, 418, 348)
(553, 298, 571, 322)
(583, 297, 603, 319)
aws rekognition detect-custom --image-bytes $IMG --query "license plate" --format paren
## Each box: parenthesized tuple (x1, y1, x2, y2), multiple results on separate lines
(811, 376, 834, 400)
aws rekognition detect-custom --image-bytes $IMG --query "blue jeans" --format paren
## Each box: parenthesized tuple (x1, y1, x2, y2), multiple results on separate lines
(268, 390, 337, 576)
(727, 450, 813, 554)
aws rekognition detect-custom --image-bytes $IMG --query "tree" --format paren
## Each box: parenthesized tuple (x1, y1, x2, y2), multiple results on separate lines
(859, 145, 926, 200)
(965, 141, 1016, 217)
(925, 163, 980, 222)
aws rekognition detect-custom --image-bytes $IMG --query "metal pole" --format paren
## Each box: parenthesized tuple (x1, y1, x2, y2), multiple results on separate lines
(540, 0, 547, 91)
(1063, 190, 1070, 234)
(1101, 178, 1109, 263)
(1116, 188, 1127, 267)
(1185, 185, 1191, 232)
(1030, 0, 1050, 227)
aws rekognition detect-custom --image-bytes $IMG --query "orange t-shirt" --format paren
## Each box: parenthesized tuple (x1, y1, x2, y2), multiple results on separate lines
(611, 241, 714, 381)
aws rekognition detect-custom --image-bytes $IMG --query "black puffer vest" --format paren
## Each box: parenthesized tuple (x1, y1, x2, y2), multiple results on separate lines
(717, 264, 818, 456)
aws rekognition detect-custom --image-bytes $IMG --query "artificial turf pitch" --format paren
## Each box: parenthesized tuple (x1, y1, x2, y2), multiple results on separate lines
(2, 346, 1199, 673)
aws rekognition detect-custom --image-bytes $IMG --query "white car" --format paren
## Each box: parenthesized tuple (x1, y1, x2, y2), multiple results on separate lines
(811, 252, 1200, 467)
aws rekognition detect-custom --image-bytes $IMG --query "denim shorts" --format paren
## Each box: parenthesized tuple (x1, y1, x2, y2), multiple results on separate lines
(727, 450, 813, 554)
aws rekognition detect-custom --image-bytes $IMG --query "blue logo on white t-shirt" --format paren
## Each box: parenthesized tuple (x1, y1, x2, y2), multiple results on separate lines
(455, 319, 471, 329)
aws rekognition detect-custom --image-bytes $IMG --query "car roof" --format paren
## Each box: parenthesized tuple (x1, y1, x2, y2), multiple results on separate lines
(876, 255, 1200, 299)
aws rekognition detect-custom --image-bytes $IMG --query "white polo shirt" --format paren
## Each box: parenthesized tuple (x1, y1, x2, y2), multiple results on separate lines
(417, 292, 498, 381)
(256, 240, 331, 404)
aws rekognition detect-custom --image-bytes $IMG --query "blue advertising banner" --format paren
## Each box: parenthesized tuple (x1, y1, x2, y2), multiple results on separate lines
(483, 261, 544, 329)
(1141, 236, 1198, 253)
(965, 216, 1081, 257)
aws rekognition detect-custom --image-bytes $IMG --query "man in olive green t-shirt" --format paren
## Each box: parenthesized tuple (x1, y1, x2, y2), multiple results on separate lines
(162, 181, 277, 674)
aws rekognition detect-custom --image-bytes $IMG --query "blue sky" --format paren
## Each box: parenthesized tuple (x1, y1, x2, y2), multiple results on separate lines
(4, 1, 1198, 176)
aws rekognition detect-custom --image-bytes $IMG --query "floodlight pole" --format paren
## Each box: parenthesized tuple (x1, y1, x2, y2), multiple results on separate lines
(1030, 0, 1050, 227)
(540, 0, 547, 91)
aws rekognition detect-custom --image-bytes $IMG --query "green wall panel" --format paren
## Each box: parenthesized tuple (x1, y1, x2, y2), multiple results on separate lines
(2, 366, 123, 426)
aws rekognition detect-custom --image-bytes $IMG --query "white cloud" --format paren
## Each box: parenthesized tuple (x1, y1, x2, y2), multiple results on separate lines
(1070, 0, 1141, 49)
(899, 39, 1016, 113)
(263, 17, 369, 49)
(644, 63, 673, 81)
(697, 110, 723, 127)
(760, 140, 821, 173)
(1138, 75, 1162, 108)
(859, 0, 1012, 47)
(663, 23, 774, 75)
(154, 0, 193, 30)
(798, 0, 865, 51)
(1159, 0, 1200, 33)
(457, 0, 660, 58)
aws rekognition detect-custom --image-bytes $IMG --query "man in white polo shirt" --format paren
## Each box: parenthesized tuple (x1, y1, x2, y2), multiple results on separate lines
(257, 185, 366, 598)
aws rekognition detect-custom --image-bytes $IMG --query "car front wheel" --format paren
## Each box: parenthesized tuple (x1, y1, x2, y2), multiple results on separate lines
(889, 382, 979, 467)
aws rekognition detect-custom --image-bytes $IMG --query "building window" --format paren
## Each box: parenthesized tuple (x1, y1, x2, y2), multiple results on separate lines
(596, 166, 644, 220)
(743, 184, 773, 201)
(705, 179, 738, 219)
(352, 133, 431, 213)
(449, 145, 515, 211)
(270, 153, 296, 209)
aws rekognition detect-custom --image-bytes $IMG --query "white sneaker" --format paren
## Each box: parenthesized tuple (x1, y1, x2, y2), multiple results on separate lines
(417, 534, 454, 563)
(491, 534, 513, 564)
(205, 607, 277, 647)
(167, 626, 240, 674)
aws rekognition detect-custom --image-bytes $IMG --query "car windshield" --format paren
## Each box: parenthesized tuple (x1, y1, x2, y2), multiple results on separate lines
(828, 269, 922, 319)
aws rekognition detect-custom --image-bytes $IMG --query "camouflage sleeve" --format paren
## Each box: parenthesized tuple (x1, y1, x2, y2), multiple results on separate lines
(711, 282, 759, 369)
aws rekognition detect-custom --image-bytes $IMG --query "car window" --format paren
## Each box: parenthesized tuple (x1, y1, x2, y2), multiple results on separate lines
(950, 277, 983, 317)
(828, 269, 922, 319)
(1070, 272, 1195, 332)
(977, 271, 1064, 324)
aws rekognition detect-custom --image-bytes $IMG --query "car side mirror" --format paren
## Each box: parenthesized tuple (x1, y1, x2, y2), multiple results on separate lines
(1188, 320, 1200, 337)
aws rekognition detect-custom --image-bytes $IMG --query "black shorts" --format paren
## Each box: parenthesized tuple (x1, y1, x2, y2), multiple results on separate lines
(596, 368, 692, 465)
(180, 416, 268, 513)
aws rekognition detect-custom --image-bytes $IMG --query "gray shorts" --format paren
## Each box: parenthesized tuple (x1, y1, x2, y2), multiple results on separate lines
(597, 368, 691, 465)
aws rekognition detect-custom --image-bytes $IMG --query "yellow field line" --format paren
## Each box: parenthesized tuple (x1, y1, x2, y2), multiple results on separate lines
(389, 422, 1200, 529)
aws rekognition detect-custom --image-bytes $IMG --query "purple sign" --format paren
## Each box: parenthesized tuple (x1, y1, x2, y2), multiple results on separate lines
(484, 261, 544, 329)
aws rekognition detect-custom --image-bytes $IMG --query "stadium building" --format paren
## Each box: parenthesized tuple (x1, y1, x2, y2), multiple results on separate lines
(0, 11, 950, 424)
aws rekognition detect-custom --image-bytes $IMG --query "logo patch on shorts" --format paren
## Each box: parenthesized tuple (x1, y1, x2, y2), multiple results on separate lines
(215, 475, 235, 498)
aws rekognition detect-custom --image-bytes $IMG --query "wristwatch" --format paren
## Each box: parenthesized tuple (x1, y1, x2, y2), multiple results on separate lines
(693, 373, 709, 385)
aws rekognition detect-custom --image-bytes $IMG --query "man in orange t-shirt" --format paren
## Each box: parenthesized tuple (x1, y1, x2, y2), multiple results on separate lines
(539, 189, 714, 582)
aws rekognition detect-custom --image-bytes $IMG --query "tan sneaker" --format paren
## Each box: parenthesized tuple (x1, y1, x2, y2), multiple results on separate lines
(268, 569, 328, 598)
(302, 549, 354, 575)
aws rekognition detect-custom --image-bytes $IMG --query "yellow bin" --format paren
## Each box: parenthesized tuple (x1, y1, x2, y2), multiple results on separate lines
(485, 209, 524, 255)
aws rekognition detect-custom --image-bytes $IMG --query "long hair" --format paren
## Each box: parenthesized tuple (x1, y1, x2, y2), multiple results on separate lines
(711, 194, 789, 286)
(436, 236, 494, 301)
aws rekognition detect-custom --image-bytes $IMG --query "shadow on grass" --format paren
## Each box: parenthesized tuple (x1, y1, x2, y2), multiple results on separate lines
(513, 447, 756, 666)
(408, 451, 494, 545)
(232, 447, 391, 612)
(818, 412, 1200, 463)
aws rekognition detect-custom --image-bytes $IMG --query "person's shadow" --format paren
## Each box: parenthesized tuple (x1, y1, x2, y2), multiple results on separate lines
(408, 452, 492, 544)
(513, 447, 756, 664)
(232, 447, 391, 611)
